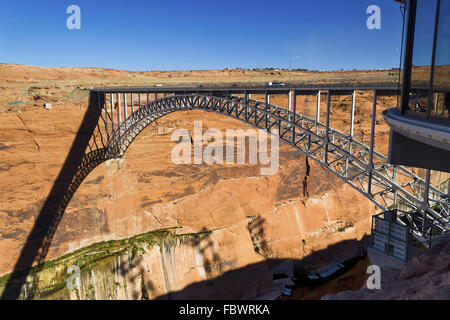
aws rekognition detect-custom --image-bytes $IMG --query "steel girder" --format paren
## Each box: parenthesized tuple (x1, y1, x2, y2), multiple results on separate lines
(90, 92, 449, 240)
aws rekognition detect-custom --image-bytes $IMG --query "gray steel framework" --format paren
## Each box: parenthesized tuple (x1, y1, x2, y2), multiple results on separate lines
(77, 87, 449, 244)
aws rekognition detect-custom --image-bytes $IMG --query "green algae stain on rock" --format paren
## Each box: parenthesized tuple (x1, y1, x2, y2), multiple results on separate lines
(0, 228, 178, 300)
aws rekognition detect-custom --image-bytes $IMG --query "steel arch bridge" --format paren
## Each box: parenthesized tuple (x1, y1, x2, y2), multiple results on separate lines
(2, 86, 449, 300)
(83, 87, 449, 240)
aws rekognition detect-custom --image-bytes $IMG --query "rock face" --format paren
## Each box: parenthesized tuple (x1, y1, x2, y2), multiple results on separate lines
(323, 236, 450, 300)
(0, 228, 274, 300)
(0, 106, 379, 299)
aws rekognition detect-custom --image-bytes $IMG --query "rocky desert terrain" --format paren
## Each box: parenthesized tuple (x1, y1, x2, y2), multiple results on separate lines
(0, 63, 447, 299)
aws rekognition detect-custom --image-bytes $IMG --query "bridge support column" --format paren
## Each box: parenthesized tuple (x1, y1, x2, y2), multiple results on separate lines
(292, 90, 296, 144)
(265, 91, 269, 129)
(346, 90, 356, 178)
(423, 169, 431, 234)
(109, 93, 114, 132)
(324, 90, 331, 163)
(244, 92, 249, 120)
(116, 92, 121, 128)
(288, 90, 292, 111)
(393, 166, 398, 210)
(367, 89, 378, 195)
(316, 91, 321, 134)
(123, 93, 127, 119)
(350, 91, 356, 137)
(130, 93, 134, 113)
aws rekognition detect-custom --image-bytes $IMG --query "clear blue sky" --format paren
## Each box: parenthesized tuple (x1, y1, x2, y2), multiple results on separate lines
(0, 0, 406, 71)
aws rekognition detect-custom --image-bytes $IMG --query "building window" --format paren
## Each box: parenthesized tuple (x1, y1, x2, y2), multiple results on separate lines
(431, 0, 450, 120)
(408, 0, 438, 115)
(401, 0, 450, 122)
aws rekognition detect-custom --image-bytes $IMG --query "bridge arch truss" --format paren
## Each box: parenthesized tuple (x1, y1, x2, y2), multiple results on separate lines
(81, 87, 450, 242)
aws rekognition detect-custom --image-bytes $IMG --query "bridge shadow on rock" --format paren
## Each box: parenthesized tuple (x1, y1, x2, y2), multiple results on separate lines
(186, 228, 222, 278)
(247, 215, 270, 258)
(117, 254, 155, 300)
(154, 236, 371, 300)
(1, 92, 108, 300)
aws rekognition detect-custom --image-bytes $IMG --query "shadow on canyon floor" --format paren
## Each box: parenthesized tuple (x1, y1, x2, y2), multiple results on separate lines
(153, 236, 370, 300)
(1, 92, 106, 300)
